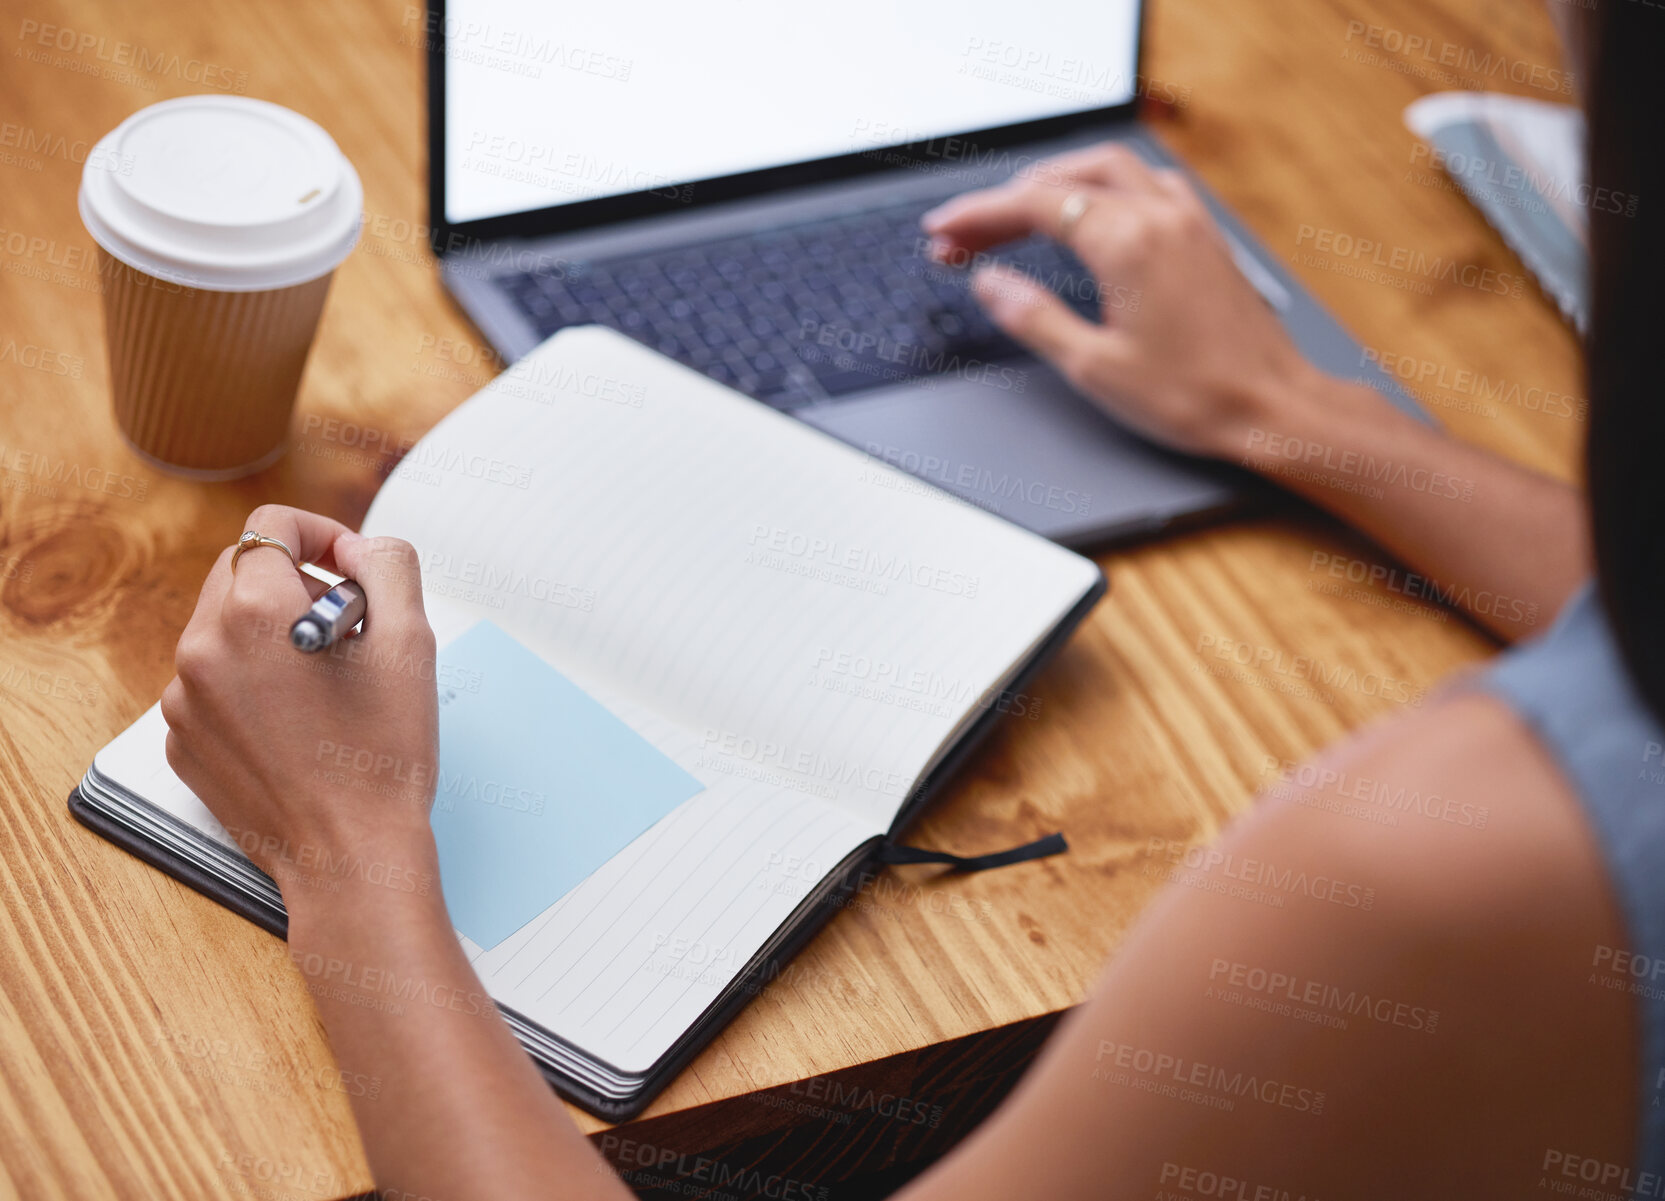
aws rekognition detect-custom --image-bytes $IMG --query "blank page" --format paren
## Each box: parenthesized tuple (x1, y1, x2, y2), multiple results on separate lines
(363, 325, 1099, 830)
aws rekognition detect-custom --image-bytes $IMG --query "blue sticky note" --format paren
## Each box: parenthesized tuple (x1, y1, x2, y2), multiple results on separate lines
(429, 621, 705, 950)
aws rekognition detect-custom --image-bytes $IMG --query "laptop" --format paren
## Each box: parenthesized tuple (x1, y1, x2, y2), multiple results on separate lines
(423, 0, 1428, 547)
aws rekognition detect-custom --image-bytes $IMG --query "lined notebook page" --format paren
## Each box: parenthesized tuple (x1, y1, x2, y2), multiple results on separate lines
(90, 639, 878, 1076)
(360, 329, 1099, 1072)
(420, 592, 877, 1071)
(363, 325, 1100, 831)
(454, 687, 877, 1073)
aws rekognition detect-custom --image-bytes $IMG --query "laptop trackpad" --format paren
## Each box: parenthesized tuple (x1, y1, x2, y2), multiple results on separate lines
(795, 364, 1243, 544)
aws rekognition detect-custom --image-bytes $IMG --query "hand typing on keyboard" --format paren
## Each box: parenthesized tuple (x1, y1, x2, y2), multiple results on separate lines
(923, 142, 1314, 459)
(496, 200, 1104, 412)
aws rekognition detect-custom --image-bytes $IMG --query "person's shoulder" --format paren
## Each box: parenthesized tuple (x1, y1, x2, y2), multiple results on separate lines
(1253, 687, 1596, 913)
(910, 690, 1638, 1201)
(1220, 688, 1638, 1183)
(1229, 684, 1615, 966)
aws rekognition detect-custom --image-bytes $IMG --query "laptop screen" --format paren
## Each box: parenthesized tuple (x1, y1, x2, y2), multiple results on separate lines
(440, 0, 1142, 226)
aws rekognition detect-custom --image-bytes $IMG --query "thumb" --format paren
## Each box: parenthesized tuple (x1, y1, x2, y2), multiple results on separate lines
(972, 266, 1105, 382)
(331, 532, 430, 639)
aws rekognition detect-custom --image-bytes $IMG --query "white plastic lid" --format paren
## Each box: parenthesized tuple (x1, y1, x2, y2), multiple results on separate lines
(78, 95, 362, 291)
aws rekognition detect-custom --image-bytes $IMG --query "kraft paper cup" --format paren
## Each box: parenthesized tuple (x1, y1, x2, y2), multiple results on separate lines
(79, 96, 362, 480)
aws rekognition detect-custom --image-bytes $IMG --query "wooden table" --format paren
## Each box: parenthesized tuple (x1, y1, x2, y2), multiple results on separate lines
(0, 0, 1584, 1196)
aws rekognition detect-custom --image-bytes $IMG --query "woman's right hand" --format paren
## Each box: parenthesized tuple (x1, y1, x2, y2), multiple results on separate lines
(922, 142, 1321, 458)
(160, 506, 443, 911)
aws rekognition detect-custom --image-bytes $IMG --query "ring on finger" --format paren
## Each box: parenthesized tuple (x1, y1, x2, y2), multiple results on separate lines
(1058, 191, 1094, 245)
(230, 531, 297, 573)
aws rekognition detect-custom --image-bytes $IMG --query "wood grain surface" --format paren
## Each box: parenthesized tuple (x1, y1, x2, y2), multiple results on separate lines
(0, 0, 1584, 1196)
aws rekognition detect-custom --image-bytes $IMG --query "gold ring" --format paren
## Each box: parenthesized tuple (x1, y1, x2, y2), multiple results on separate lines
(1058, 191, 1093, 245)
(230, 530, 297, 572)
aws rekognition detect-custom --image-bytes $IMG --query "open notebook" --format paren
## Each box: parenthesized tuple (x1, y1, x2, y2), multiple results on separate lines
(70, 326, 1104, 1119)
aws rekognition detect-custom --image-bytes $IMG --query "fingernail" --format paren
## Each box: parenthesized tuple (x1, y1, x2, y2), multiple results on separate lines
(920, 203, 952, 232)
(336, 531, 366, 548)
(926, 236, 954, 264)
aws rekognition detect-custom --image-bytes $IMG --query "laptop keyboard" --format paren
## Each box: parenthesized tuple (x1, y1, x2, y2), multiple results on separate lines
(491, 200, 1102, 410)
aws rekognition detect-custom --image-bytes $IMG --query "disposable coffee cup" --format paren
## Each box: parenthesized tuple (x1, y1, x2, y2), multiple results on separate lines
(79, 96, 362, 480)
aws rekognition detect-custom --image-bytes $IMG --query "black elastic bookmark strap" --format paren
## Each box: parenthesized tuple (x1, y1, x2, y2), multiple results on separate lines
(877, 832, 1068, 874)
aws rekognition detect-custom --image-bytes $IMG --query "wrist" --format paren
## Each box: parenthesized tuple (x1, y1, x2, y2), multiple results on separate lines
(282, 868, 463, 1025)
(1230, 361, 1405, 477)
(1215, 354, 1331, 464)
(276, 830, 448, 946)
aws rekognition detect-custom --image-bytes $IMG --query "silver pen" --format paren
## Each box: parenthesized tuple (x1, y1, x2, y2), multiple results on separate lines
(290, 580, 367, 653)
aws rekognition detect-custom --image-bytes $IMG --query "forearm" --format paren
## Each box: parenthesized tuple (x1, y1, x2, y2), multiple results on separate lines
(927, 142, 1587, 639)
(1230, 366, 1589, 641)
(282, 856, 629, 1201)
(161, 516, 621, 1196)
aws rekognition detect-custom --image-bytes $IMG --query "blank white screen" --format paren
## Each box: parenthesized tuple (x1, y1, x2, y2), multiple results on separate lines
(443, 0, 1140, 224)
